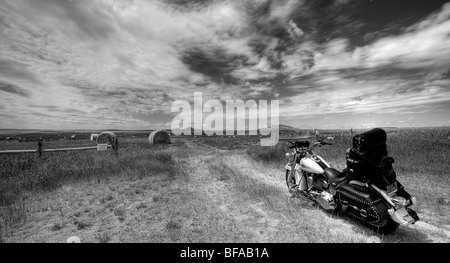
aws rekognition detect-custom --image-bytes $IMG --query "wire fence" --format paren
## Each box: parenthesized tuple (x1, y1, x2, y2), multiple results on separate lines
(0, 140, 116, 157)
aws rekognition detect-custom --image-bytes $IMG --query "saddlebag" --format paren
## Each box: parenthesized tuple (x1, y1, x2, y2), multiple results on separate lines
(337, 182, 390, 224)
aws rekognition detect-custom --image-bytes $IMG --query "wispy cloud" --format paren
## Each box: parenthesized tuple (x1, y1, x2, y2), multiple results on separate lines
(0, 0, 449, 129)
(314, 3, 450, 71)
(0, 80, 30, 97)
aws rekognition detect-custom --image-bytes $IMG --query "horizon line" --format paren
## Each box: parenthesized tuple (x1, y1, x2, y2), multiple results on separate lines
(1, 125, 450, 132)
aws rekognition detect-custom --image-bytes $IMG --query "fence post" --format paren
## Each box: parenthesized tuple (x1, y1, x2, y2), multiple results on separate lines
(113, 138, 119, 153)
(37, 140, 43, 157)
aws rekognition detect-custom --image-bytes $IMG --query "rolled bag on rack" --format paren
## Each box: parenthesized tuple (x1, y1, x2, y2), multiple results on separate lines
(352, 128, 387, 154)
(346, 128, 396, 190)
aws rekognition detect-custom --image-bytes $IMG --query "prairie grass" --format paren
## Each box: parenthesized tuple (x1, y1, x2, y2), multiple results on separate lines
(1, 127, 448, 242)
(0, 146, 184, 240)
(200, 136, 260, 150)
(246, 143, 287, 164)
(96, 232, 112, 243)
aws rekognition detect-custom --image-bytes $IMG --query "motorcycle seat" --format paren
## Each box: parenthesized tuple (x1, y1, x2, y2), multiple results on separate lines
(324, 168, 345, 179)
(324, 168, 347, 186)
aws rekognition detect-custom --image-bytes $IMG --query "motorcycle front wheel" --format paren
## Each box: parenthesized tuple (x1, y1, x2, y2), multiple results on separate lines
(286, 170, 298, 194)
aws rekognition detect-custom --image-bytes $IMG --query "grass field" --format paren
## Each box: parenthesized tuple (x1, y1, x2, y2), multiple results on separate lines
(0, 127, 449, 243)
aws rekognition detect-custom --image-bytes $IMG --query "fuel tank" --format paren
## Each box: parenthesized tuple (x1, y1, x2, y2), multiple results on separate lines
(299, 155, 330, 174)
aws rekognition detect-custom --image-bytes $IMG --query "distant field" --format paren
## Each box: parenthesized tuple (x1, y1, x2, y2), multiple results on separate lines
(1, 127, 449, 243)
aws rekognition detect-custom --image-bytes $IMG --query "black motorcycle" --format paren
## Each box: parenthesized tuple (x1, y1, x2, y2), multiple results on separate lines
(284, 128, 419, 234)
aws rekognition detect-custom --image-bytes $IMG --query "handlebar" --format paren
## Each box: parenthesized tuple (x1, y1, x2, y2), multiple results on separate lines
(288, 140, 310, 149)
(286, 139, 333, 150)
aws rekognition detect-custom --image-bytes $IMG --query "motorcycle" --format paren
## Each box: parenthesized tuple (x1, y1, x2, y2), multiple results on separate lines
(284, 129, 419, 234)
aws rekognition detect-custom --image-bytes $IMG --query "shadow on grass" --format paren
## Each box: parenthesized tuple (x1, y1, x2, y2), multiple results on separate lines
(377, 225, 433, 243)
(319, 206, 433, 243)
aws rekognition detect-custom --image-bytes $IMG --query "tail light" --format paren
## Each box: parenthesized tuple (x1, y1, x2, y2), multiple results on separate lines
(391, 195, 407, 207)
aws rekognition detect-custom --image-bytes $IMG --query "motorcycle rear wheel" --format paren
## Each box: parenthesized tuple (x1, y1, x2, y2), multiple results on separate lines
(371, 218, 400, 235)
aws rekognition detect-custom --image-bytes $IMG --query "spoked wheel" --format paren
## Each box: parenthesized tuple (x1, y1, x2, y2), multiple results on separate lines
(285, 170, 298, 194)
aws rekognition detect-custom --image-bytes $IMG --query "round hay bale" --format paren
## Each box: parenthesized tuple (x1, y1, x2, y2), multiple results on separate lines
(90, 134, 100, 141)
(97, 131, 117, 148)
(67, 236, 81, 243)
(149, 130, 171, 145)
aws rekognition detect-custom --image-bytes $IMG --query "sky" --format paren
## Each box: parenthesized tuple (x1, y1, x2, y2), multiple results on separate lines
(0, 0, 449, 130)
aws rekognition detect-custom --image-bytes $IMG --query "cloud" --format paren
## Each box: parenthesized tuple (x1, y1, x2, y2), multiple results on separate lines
(282, 2, 450, 128)
(314, 3, 450, 71)
(10, 0, 117, 40)
(181, 46, 244, 85)
(364, 4, 450, 68)
(0, 0, 309, 95)
(0, 80, 30, 97)
(281, 70, 450, 120)
(0, 59, 40, 83)
(0, 0, 449, 129)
